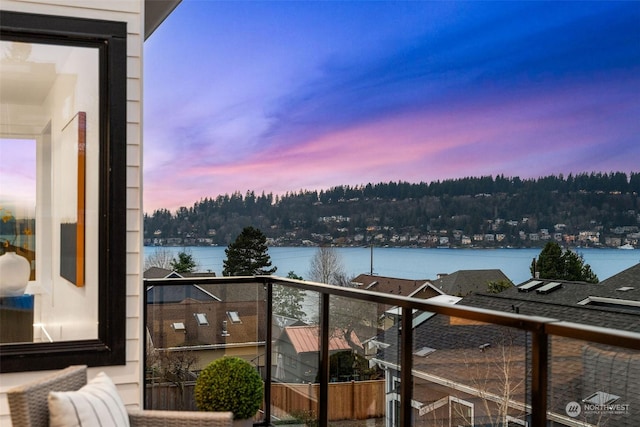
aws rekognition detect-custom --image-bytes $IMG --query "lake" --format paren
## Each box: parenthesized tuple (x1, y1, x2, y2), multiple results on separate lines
(144, 246, 639, 284)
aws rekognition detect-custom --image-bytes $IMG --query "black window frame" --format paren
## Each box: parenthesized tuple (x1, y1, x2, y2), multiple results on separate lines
(0, 10, 127, 373)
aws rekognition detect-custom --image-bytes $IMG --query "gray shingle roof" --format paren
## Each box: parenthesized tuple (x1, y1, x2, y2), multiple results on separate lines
(458, 275, 640, 331)
(372, 268, 640, 425)
(599, 262, 640, 289)
(428, 269, 513, 296)
(351, 274, 430, 297)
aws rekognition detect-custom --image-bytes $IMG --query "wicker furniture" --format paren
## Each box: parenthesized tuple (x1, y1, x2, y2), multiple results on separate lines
(7, 365, 233, 427)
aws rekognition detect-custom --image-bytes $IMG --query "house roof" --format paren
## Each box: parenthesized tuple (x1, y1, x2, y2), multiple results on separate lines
(146, 284, 220, 304)
(199, 282, 266, 302)
(352, 274, 430, 297)
(374, 276, 640, 425)
(146, 299, 264, 349)
(283, 325, 362, 354)
(144, 267, 182, 279)
(144, 275, 265, 306)
(599, 263, 640, 288)
(458, 278, 640, 331)
(143, 267, 217, 279)
(428, 269, 513, 296)
(145, 0, 182, 40)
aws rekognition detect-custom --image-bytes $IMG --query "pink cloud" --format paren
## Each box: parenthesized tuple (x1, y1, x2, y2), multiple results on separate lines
(143, 77, 638, 213)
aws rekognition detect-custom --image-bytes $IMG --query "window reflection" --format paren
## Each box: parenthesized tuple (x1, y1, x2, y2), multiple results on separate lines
(0, 40, 99, 344)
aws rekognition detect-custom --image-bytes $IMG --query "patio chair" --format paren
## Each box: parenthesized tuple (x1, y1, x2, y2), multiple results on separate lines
(7, 365, 233, 427)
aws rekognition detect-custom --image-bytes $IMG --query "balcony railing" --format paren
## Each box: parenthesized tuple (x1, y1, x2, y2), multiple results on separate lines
(144, 276, 640, 427)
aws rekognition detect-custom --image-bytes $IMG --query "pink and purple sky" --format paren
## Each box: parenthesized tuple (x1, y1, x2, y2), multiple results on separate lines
(143, 1, 640, 213)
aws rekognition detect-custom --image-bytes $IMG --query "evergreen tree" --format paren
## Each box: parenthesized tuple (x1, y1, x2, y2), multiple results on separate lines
(531, 242, 564, 279)
(170, 250, 197, 273)
(222, 226, 276, 276)
(562, 250, 599, 283)
(531, 242, 599, 283)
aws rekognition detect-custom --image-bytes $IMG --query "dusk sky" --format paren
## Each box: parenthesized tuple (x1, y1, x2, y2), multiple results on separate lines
(143, 1, 640, 213)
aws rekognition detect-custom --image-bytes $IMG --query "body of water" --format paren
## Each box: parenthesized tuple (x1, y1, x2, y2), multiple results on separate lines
(144, 246, 639, 285)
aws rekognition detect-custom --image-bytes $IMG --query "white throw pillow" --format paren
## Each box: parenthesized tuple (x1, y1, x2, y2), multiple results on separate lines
(49, 371, 130, 427)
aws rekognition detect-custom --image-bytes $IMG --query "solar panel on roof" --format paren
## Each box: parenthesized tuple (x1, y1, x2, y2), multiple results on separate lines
(518, 280, 543, 292)
(536, 282, 562, 294)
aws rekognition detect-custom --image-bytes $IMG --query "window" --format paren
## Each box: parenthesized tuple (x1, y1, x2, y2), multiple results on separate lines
(578, 296, 640, 312)
(0, 11, 126, 373)
(413, 346, 436, 357)
(582, 391, 620, 405)
(195, 313, 209, 326)
(227, 310, 242, 323)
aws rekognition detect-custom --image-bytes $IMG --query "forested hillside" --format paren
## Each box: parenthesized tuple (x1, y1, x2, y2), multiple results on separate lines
(144, 172, 640, 248)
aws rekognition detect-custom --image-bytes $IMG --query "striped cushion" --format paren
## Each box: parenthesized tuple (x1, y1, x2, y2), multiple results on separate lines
(48, 372, 130, 427)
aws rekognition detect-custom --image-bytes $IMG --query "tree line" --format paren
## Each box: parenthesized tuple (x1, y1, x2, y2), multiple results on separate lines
(144, 172, 640, 247)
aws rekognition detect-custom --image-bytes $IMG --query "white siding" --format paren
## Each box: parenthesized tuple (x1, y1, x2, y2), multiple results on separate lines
(0, 1, 145, 425)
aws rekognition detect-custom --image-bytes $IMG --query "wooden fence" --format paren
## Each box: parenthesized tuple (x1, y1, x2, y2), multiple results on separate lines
(146, 382, 198, 411)
(147, 380, 385, 421)
(268, 380, 385, 421)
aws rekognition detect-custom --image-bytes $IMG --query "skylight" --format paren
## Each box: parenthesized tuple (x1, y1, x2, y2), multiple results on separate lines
(582, 391, 620, 405)
(414, 347, 436, 357)
(518, 280, 543, 292)
(578, 296, 640, 312)
(195, 313, 208, 326)
(172, 322, 185, 331)
(227, 311, 241, 323)
(365, 281, 378, 289)
(536, 282, 562, 295)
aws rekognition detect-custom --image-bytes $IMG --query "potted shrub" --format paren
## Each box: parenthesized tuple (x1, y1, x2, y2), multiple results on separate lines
(195, 356, 264, 426)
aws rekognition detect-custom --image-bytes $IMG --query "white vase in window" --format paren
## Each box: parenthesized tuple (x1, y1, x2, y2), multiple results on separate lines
(0, 252, 31, 297)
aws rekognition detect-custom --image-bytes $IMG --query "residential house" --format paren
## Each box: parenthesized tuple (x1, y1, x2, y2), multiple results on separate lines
(0, 2, 181, 425)
(145, 268, 268, 371)
(146, 296, 266, 371)
(373, 265, 640, 426)
(351, 274, 438, 328)
(275, 324, 363, 383)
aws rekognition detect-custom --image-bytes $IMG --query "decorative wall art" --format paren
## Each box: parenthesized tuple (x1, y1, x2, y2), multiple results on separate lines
(59, 112, 86, 287)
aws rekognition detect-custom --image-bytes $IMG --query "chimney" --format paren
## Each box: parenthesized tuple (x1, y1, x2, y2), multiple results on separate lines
(222, 320, 230, 337)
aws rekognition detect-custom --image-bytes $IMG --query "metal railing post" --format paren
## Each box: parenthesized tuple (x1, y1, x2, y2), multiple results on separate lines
(319, 293, 330, 427)
(531, 327, 548, 427)
(400, 306, 413, 427)
(263, 279, 273, 426)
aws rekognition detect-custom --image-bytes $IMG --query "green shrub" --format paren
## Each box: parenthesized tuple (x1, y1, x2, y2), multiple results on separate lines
(195, 356, 264, 419)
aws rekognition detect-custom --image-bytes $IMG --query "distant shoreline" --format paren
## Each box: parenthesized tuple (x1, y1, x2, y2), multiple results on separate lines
(144, 243, 635, 250)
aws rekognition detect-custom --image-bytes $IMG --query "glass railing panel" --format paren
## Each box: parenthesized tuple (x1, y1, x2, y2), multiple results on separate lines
(325, 294, 387, 426)
(270, 282, 321, 425)
(144, 279, 265, 413)
(410, 312, 530, 427)
(548, 336, 638, 426)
